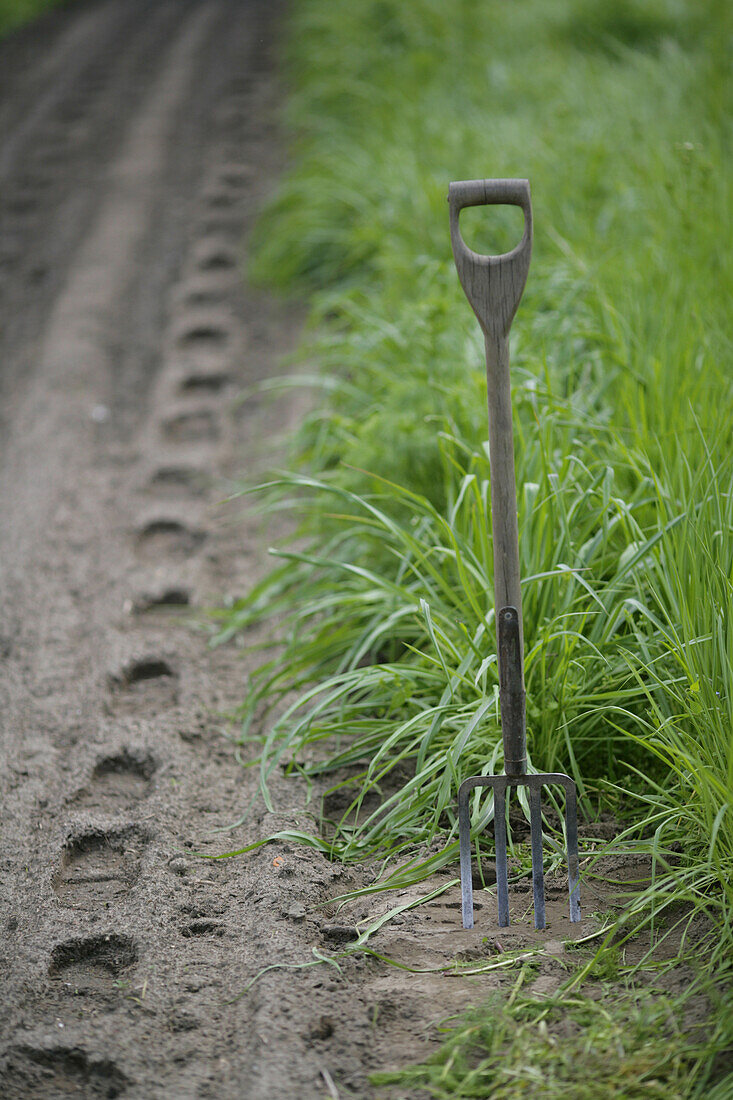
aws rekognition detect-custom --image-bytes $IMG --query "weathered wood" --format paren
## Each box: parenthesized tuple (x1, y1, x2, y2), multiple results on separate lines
(448, 178, 532, 341)
(448, 178, 532, 661)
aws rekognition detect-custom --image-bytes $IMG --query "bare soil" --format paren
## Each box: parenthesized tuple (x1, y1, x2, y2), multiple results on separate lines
(0, 4, 637, 1097)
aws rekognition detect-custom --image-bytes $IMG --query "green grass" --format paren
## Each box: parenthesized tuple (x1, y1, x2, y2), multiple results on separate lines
(371, 971, 728, 1099)
(214, 0, 733, 1090)
(0, 0, 69, 36)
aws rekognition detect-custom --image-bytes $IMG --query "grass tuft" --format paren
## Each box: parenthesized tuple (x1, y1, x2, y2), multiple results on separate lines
(372, 971, 728, 1099)
(214, 0, 733, 1088)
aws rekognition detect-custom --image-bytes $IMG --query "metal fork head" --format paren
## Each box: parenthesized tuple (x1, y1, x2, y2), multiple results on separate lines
(458, 773, 581, 930)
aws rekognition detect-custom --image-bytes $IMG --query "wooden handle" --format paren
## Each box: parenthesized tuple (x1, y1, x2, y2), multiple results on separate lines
(447, 178, 532, 340)
(449, 179, 532, 703)
(484, 330, 523, 642)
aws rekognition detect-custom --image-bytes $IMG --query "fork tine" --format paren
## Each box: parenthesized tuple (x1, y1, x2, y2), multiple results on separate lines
(494, 782, 510, 927)
(529, 784, 546, 930)
(459, 773, 580, 931)
(565, 782, 581, 923)
(458, 779, 475, 929)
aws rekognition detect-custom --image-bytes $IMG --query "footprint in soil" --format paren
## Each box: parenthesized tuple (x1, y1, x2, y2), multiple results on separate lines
(106, 656, 178, 715)
(217, 164, 254, 188)
(203, 186, 239, 209)
(131, 586, 192, 615)
(199, 213, 244, 236)
(201, 176, 246, 207)
(48, 933, 138, 992)
(192, 239, 237, 273)
(180, 285, 228, 309)
(135, 519, 206, 560)
(160, 407, 220, 444)
(175, 320, 231, 352)
(146, 466, 209, 500)
(71, 750, 157, 811)
(53, 826, 149, 910)
(179, 369, 233, 395)
(2, 1046, 128, 1099)
(173, 274, 230, 311)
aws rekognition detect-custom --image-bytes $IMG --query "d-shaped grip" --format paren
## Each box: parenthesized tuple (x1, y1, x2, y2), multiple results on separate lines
(448, 178, 532, 340)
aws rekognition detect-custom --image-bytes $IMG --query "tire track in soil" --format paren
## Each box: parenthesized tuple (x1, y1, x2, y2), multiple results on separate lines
(0, 0, 197, 416)
(0, 3, 598, 1097)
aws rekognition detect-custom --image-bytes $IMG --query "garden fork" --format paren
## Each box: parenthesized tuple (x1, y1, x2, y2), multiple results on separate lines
(448, 179, 581, 930)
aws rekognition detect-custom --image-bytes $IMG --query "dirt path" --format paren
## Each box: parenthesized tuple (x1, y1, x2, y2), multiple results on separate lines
(0, 4, 602, 1097)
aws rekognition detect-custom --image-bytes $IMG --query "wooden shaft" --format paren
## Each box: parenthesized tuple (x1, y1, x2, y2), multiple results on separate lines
(448, 178, 531, 773)
(485, 331, 523, 654)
